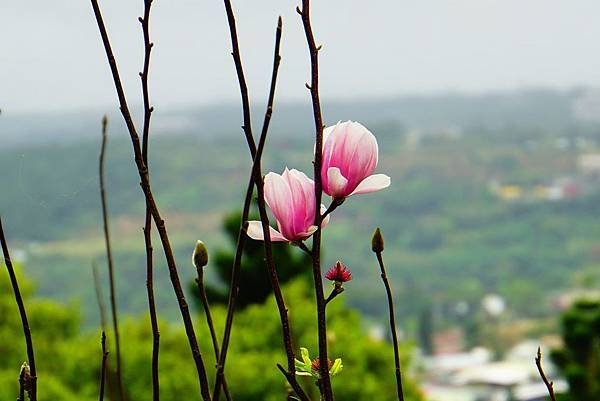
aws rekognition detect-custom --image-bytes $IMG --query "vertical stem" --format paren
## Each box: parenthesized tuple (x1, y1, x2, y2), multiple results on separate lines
(100, 332, 110, 401)
(195, 268, 232, 401)
(535, 348, 557, 401)
(139, 2, 160, 400)
(248, 18, 310, 401)
(213, 0, 258, 393)
(99, 116, 126, 401)
(18, 364, 27, 401)
(374, 249, 405, 401)
(90, 2, 212, 399)
(92, 262, 109, 333)
(0, 217, 37, 401)
(222, 0, 257, 157)
(298, 2, 332, 400)
(214, 14, 310, 401)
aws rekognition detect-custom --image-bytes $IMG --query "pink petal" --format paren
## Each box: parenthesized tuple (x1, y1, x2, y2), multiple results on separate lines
(349, 174, 391, 196)
(343, 125, 379, 191)
(286, 169, 316, 234)
(326, 167, 348, 198)
(246, 221, 289, 242)
(299, 225, 319, 239)
(320, 204, 331, 227)
(264, 171, 294, 239)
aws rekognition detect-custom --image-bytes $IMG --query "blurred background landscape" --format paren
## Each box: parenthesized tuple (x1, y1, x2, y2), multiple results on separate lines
(2, 0, 600, 400)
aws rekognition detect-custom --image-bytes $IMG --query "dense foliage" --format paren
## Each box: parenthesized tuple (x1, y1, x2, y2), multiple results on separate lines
(0, 264, 423, 401)
(551, 300, 600, 401)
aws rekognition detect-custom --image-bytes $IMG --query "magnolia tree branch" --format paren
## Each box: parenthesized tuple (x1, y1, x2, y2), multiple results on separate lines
(195, 267, 233, 401)
(99, 115, 126, 401)
(222, 0, 256, 156)
(214, 9, 309, 401)
(243, 18, 311, 401)
(18, 364, 27, 401)
(99, 332, 109, 401)
(0, 217, 37, 401)
(213, 0, 257, 396)
(535, 348, 557, 401)
(90, 2, 212, 399)
(372, 228, 405, 401)
(297, 2, 333, 399)
(138, 2, 160, 400)
(92, 262, 109, 333)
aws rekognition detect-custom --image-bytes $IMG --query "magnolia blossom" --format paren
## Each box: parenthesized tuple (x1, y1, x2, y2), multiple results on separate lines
(325, 261, 352, 283)
(321, 121, 391, 199)
(247, 168, 329, 242)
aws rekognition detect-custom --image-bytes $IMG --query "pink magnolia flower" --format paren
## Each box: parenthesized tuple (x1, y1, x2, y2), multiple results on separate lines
(321, 121, 391, 199)
(247, 168, 330, 242)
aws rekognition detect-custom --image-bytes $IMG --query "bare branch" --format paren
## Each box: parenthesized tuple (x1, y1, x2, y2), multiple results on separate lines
(215, 14, 310, 401)
(535, 347, 557, 401)
(1, 217, 37, 401)
(99, 332, 109, 401)
(372, 228, 405, 401)
(90, 2, 212, 399)
(99, 115, 126, 401)
(139, 1, 160, 400)
(195, 266, 232, 401)
(298, 1, 332, 399)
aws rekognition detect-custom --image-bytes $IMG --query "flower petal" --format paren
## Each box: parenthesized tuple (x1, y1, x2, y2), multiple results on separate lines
(264, 171, 294, 238)
(320, 204, 331, 227)
(326, 167, 348, 198)
(286, 169, 316, 234)
(299, 225, 319, 239)
(349, 174, 391, 196)
(246, 221, 288, 242)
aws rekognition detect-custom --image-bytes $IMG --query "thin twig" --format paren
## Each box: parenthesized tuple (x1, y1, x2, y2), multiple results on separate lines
(222, 0, 257, 157)
(195, 268, 232, 401)
(99, 116, 126, 401)
(92, 262, 109, 332)
(214, 14, 309, 401)
(298, 1, 333, 399)
(249, 18, 311, 401)
(90, 2, 212, 399)
(139, 2, 160, 400)
(372, 229, 405, 401)
(214, 0, 259, 393)
(18, 363, 27, 401)
(213, 0, 257, 394)
(99, 332, 109, 401)
(535, 347, 557, 401)
(1, 218, 37, 401)
(92, 262, 116, 401)
(321, 198, 344, 221)
(324, 287, 344, 306)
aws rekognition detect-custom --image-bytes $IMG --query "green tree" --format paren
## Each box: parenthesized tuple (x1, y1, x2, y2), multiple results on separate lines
(2, 261, 424, 401)
(551, 300, 600, 401)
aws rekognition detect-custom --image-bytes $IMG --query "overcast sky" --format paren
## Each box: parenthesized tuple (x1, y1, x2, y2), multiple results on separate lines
(1, 0, 600, 113)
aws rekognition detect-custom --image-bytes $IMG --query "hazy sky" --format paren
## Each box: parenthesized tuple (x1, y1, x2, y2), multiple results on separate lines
(2, 0, 600, 113)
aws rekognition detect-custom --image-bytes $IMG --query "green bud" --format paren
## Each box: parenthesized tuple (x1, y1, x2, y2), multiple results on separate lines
(192, 240, 209, 268)
(371, 227, 384, 253)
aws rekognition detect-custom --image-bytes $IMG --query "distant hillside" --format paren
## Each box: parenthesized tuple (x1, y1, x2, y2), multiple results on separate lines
(2, 89, 600, 330)
(2, 88, 599, 148)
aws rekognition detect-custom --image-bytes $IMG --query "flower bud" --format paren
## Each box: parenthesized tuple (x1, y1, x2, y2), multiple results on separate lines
(20, 362, 32, 391)
(192, 240, 209, 268)
(371, 227, 384, 253)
